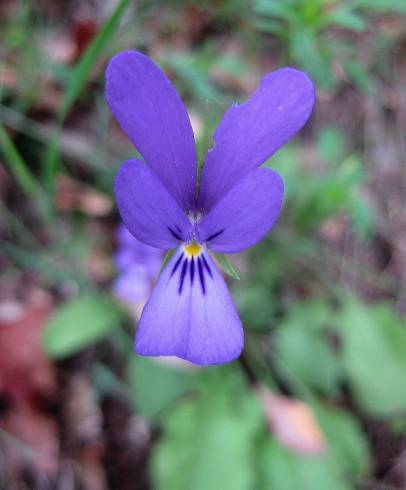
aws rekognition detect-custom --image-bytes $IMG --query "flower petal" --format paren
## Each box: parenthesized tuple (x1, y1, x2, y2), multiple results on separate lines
(198, 67, 315, 211)
(113, 266, 151, 305)
(106, 50, 197, 210)
(135, 248, 244, 365)
(115, 160, 192, 250)
(114, 224, 162, 274)
(198, 168, 283, 253)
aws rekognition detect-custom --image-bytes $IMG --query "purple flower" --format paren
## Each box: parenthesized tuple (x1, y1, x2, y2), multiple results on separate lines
(106, 51, 315, 365)
(113, 224, 161, 304)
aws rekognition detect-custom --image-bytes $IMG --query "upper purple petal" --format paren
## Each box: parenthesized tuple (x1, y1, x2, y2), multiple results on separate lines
(135, 247, 244, 365)
(198, 168, 284, 253)
(198, 67, 315, 211)
(115, 159, 192, 250)
(106, 50, 197, 210)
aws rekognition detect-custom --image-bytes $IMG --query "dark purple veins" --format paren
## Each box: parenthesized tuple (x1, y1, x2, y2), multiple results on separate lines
(190, 257, 195, 286)
(167, 226, 182, 241)
(171, 252, 212, 295)
(205, 229, 225, 242)
(171, 254, 183, 277)
(201, 254, 212, 278)
(178, 258, 188, 293)
(197, 257, 206, 295)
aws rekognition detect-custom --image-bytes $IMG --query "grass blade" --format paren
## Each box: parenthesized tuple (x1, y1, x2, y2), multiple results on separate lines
(43, 0, 129, 191)
(59, 0, 129, 121)
(0, 123, 39, 197)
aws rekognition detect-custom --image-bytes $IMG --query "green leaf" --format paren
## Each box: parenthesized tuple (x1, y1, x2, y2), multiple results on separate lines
(326, 8, 367, 32)
(43, 294, 121, 358)
(290, 31, 336, 91)
(159, 249, 175, 274)
(213, 252, 240, 280)
(0, 123, 38, 197)
(254, 18, 286, 37)
(316, 127, 344, 164)
(259, 438, 353, 490)
(265, 144, 300, 201)
(275, 301, 341, 395)
(255, 0, 297, 20)
(315, 404, 370, 476)
(234, 284, 276, 330)
(352, 0, 406, 14)
(152, 367, 262, 490)
(337, 298, 406, 417)
(347, 197, 373, 239)
(343, 60, 371, 93)
(128, 356, 195, 419)
(0, 123, 51, 220)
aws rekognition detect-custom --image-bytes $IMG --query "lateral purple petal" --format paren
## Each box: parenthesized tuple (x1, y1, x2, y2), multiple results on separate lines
(135, 248, 244, 365)
(198, 168, 284, 253)
(198, 67, 315, 211)
(106, 50, 197, 210)
(115, 160, 192, 250)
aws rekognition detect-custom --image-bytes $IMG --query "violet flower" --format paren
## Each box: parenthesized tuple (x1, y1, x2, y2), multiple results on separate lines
(113, 224, 161, 305)
(106, 51, 315, 365)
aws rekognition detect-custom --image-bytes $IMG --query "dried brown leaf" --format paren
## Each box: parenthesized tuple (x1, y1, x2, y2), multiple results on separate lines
(0, 290, 56, 404)
(257, 385, 326, 455)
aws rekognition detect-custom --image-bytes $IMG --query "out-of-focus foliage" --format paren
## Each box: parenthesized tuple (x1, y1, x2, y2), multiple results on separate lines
(1, 0, 406, 488)
(152, 369, 262, 490)
(338, 299, 406, 416)
(128, 357, 195, 418)
(42, 294, 122, 359)
(151, 367, 371, 490)
(254, 0, 406, 90)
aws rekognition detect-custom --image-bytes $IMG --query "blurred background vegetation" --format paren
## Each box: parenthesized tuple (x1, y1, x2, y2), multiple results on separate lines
(1, 0, 406, 489)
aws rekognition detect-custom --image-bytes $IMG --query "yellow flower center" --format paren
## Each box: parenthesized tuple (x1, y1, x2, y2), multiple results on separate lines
(183, 240, 202, 257)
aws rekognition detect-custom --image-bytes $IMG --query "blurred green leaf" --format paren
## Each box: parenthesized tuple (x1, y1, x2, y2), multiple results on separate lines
(343, 60, 371, 93)
(290, 31, 336, 90)
(347, 197, 373, 239)
(338, 299, 406, 416)
(352, 0, 406, 14)
(0, 123, 38, 198)
(317, 127, 344, 164)
(213, 252, 240, 280)
(165, 50, 220, 103)
(128, 356, 195, 418)
(315, 404, 370, 476)
(234, 284, 276, 330)
(43, 294, 121, 358)
(254, 18, 286, 37)
(254, 0, 297, 20)
(259, 438, 352, 490)
(152, 367, 262, 490)
(266, 145, 300, 201)
(326, 8, 367, 32)
(92, 362, 128, 399)
(275, 301, 341, 395)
